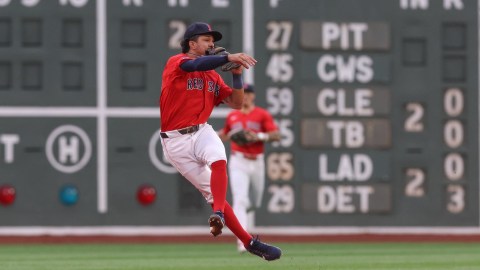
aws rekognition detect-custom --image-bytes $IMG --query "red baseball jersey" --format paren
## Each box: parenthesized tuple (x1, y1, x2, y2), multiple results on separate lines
(223, 107, 278, 155)
(160, 54, 233, 131)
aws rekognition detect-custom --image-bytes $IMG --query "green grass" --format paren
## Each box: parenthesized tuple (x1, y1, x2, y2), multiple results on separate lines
(0, 242, 479, 270)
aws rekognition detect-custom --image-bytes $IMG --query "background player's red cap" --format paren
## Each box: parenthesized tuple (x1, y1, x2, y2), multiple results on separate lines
(184, 22, 222, 42)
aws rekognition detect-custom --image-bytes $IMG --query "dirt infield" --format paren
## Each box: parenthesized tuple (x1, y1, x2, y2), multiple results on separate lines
(2, 234, 480, 244)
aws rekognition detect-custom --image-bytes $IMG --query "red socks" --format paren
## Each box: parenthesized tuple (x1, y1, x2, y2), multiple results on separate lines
(210, 160, 252, 246)
(224, 202, 253, 247)
(210, 160, 228, 213)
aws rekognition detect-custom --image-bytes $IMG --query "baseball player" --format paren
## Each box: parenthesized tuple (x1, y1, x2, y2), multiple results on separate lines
(218, 84, 280, 252)
(159, 22, 281, 261)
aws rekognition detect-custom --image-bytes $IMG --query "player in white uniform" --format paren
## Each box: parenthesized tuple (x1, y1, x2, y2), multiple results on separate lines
(218, 84, 280, 252)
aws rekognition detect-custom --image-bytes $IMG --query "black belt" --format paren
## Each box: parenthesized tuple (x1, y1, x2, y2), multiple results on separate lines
(160, 125, 200, 138)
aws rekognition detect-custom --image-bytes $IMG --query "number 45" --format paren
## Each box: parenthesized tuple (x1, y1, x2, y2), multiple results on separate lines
(266, 54, 293, 83)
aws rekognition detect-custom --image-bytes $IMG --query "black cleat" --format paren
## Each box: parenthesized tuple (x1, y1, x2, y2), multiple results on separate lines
(246, 236, 282, 261)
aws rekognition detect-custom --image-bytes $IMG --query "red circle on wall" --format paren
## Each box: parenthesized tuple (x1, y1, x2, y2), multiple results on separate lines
(0, 184, 16, 206)
(136, 184, 157, 206)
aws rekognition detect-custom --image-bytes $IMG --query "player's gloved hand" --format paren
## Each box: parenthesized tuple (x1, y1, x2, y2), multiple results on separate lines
(206, 46, 242, 71)
(244, 130, 260, 142)
(228, 129, 251, 145)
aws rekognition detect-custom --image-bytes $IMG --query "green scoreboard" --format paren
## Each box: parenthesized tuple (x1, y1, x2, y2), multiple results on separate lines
(0, 0, 478, 231)
(254, 0, 478, 228)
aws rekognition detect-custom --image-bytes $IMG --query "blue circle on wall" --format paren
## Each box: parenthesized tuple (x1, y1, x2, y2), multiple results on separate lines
(59, 185, 79, 206)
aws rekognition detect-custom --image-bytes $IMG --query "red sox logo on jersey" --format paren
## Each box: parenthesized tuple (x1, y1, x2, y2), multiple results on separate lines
(246, 121, 261, 131)
(214, 83, 220, 96)
(187, 79, 220, 96)
(230, 121, 261, 132)
(187, 78, 204, 90)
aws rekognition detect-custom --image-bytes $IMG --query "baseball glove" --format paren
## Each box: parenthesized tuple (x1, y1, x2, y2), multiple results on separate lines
(206, 47, 241, 72)
(228, 129, 250, 145)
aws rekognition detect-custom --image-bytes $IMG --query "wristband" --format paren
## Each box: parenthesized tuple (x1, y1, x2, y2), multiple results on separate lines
(257, 132, 269, 142)
(232, 74, 243, 89)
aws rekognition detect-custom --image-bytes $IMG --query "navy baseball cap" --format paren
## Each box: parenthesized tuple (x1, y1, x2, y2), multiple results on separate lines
(184, 22, 222, 42)
(244, 84, 254, 93)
